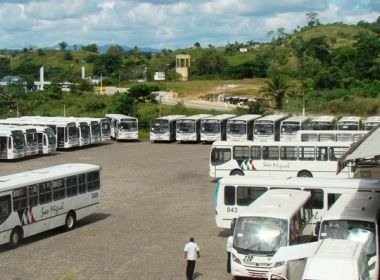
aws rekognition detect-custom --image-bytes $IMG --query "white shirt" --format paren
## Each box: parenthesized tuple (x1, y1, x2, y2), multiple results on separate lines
(226, 236, 233, 253)
(184, 242, 200, 261)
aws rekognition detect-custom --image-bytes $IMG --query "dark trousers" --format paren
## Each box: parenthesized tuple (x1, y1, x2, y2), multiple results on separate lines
(227, 252, 231, 273)
(186, 260, 196, 280)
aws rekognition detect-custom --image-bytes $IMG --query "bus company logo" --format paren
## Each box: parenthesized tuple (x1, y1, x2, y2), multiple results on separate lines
(238, 159, 256, 171)
(17, 207, 36, 225)
(263, 161, 291, 170)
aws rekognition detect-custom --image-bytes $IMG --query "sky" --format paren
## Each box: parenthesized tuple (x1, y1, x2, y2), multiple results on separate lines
(0, 0, 379, 50)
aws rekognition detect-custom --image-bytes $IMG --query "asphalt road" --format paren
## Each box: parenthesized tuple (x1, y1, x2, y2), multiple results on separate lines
(0, 140, 234, 280)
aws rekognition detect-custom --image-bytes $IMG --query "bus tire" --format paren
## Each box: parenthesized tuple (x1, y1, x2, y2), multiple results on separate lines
(230, 169, 244, 176)
(64, 211, 76, 231)
(9, 227, 22, 248)
(298, 170, 312, 177)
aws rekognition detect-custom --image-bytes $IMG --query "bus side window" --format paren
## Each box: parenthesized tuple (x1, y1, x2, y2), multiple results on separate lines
(13, 187, 27, 210)
(317, 147, 328, 161)
(236, 186, 267, 206)
(224, 186, 235, 206)
(305, 188, 324, 210)
(211, 148, 231, 164)
(327, 193, 341, 209)
(233, 146, 249, 160)
(0, 195, 11, 223)
(28, 185, 38, 207)
(251, 146, 261, 159)
(39, 182, 52, 204)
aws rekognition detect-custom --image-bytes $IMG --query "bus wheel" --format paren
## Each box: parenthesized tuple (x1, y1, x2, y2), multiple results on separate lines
(64, 212, 76, 231)
(9, 228, 22, 248)
(298, 170, 312, 177)
(230, 169, 244, 176)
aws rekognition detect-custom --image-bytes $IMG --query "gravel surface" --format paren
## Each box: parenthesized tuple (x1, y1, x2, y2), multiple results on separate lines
(0, 140, 234, 280)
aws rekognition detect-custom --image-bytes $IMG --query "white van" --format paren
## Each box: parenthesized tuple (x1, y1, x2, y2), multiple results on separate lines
(269, 239, 370, 280)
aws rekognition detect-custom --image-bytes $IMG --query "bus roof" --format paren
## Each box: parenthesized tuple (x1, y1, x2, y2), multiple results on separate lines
(152, 115, 186, 121)
(211, 140, 353, 147)
(227, 114, 262, 122)
(365, 116, 380, 123)
(0, 163, 100, 193)
(105, 114, 137, 121)
(202, 114, 236, 121)
(217, 175, 380, 191)
(0, 124, 37, 132)
(310, 115, 336, 123)
(19, 117, 77, 126)
(0, 128, 24, 136)
(280, 115, 310, 124)
(238, 189, 311, 220)
(255, 114, 288, 122)
(337, 116, 361, 123)
(177, 114, 212, 121)
(322, 192, 380, 222)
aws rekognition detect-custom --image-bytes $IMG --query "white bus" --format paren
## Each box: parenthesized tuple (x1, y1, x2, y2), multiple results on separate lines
(231, 189, 313, 279)
(19, 117, 79, 149)
(226, 114, 262, 141)
(214, 175, 380, 230)
(280, 115, 311, 142)
(150, 115, 185, 142)
(106, 114, 138, 141)
(200, 114, 236, 142)
(253, 114, 288, 142)
(364, 116, 380, 130)
(176, 114, 212, 142)
(309, 115, 336, 130)
(319, 192, 380, 280)
(0, 124, 39, 157)
(337, 116, 362, 130)
(77, 118, 102, 145)
(0, 127, 26, 160)
(297, 129, 368, 142)
(34, 126, 57, 154)
(209, 140, 353, 178)
(0, 163, 101, 248)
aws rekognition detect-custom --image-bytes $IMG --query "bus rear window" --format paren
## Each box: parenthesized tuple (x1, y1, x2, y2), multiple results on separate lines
(237, 186, 267, 206)
(224, 186, 235, 206)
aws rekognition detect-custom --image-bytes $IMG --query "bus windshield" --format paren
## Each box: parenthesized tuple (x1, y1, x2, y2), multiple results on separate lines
(310, 122, 334, 130)
(228, 121, 246, 134)
(202, 121, 220, 133)
(177, 120, 195, 133)
(234, 216, 287, 255)
(337, 122, 359, 130)
(151, 120, 168, 133)
(320, 220, 376, 256)
(44, 128, 56, 145)
(26, 130, 38, 145)
(254, 122, 273, 135)
(281, 123, 301, 134)
(68, 124, 77, 140)
(120, 120, 137, 131)
(12, 131, 25, 149)
(80, 123, 90, 137)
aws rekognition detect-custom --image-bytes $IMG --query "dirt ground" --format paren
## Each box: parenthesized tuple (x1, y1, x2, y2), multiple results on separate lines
(0, 140, 234, 280)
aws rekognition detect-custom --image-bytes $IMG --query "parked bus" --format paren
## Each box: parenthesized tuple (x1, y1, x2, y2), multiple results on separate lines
(150, 115, 185, 142)
(176, 114, 212, 142)
(0, 118, 57, 154)
(0, 127, 25, 160)
(214, 175, 380, 230)
(364, 116, 380, 130)
(98, 117, 111, 141)
(77, 118, 102, 145)
(226, 114, 262, 141)
(0, 124, 39, 157)
(63, 117, 91, 147)
(280, 115, 311, 142)
(337, 116, 362, 130)
(200, 114, 236, 142)
(319, 192, 380, 280)
(19, 116, 79, 149)
(309, 115, 336, 130)
(106, 114, 138, 141)
(209, 140, 353, 178)
(297, 129, 368, 142)
(231, 189, 313, 279)
(0, 163, 101, 248)
(253, 114, 288, 142)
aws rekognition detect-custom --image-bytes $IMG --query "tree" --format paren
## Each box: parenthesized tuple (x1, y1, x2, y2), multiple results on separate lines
(0, 57, 10, 77)
(260, 76, 290, 110)
(194, 42, 201, 48)
(196, 50, 228, 76)
(128, 84, 159, 100)
(59, 41, 68, 51)
(82, 44, 99, 53)
(306, 12, 320, 27)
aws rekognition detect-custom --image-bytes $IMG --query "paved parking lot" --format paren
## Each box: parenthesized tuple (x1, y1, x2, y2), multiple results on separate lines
(0, 141, 233, 280)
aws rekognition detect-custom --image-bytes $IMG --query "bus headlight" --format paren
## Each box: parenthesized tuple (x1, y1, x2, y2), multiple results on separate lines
(272, 261, 285, 268)
(232, 253, 241, 264)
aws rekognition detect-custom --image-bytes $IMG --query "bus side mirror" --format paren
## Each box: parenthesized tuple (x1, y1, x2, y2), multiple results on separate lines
(314, 222, 321, 236)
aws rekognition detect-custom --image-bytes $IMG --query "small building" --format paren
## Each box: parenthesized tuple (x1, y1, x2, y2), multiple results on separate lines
(175, 54, 190, 81)
(154, 72, 165, 81)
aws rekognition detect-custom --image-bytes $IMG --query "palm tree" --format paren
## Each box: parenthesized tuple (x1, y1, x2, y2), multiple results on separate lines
(259, 77, 289, 110)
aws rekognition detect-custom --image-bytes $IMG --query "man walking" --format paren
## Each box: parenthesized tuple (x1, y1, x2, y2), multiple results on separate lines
(184, 237, 200, 280)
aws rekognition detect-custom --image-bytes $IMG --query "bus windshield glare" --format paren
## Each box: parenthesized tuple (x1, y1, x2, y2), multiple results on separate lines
(281, 123, 301, 134)
(12, 131, 25, 149)
(177, 120, 195, 133)
(228, 121, 246, 134)
(234, 217, 287, 254)
(120, 120, 137, 131)
(45, 128, 57, 145)
(151, 120, 168, 133)
(254, 122, 273, 135)
(202, 121, 220, 133)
